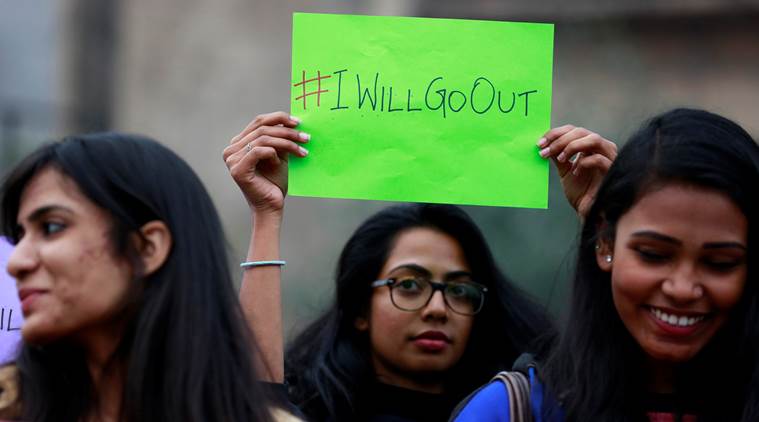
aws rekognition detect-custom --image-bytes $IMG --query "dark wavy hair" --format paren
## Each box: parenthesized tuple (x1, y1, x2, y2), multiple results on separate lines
(542, 108, 759, 421)
(285, 203, 556, 421)
(1, 133, 274, 422)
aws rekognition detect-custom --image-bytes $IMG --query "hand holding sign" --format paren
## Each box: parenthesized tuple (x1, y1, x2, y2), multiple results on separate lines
(289, 13, 554, 208)
(223, 112, 308, 215)
(538, 125, 617, 219)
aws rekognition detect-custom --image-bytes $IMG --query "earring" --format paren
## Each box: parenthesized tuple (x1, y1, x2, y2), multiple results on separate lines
(594, 244, 600, 251)
(605, 255, 613, 263)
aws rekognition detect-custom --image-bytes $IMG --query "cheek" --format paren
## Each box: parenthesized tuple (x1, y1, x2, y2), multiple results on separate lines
(611, 269, 646, 308)
(708, 274, 747, 311)
(368, 293, 412, 339)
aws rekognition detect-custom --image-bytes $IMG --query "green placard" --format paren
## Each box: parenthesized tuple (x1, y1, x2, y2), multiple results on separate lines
(290, 13, 553, 208)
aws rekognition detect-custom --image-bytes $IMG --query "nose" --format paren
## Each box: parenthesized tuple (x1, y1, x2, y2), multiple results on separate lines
(421, 290, 448, 321)
(661, 263, 703, 304)
(6, 238, 38, 281)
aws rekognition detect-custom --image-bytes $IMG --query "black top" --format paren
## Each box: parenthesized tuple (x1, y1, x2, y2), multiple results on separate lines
(352, 382, 458, 422)
(643, 392, 701, 421)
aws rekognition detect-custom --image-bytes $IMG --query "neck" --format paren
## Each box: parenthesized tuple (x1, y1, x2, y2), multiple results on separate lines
(646, 357, 676, 394)
(371, 354, 445, 394)
(375, 373, 445, 394)
(79, 323, 128, 422)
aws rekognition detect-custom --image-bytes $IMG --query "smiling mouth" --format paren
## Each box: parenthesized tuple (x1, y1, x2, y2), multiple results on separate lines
(648, 306, 708, 328)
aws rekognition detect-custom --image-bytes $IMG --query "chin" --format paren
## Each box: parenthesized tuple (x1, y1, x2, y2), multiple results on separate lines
(645, 345, 700, 363)
(22, 324, 64, 346)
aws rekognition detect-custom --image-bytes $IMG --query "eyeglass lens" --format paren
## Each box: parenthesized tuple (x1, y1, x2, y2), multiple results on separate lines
(390, 277, 483, 315)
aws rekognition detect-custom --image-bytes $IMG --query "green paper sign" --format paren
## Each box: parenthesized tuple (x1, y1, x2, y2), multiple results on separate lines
(290, 13, 553, 208)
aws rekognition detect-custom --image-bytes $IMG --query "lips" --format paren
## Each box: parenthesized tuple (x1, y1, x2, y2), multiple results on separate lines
(18, 287, 47, 314)
(646, 305, 710, 336)
(414, 331, 451, 342)
(412, 331, 451, 352)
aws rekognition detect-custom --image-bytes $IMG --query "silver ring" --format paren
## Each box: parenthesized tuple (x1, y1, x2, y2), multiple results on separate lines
(245, 142, 252, 152)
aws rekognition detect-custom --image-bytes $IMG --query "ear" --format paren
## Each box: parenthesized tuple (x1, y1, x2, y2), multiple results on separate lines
(133, 220, 172, 277)
(354, 316, 369, 332)
(595, 238, 613, 272)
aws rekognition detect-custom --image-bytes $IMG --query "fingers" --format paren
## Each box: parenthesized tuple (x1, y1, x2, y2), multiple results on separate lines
(538, 124, 576, 148)
(224, 135, 307, 171)
(537, 126, 616, 163)
(223, 125, 310, 164)
(571, 152, 614, 177)
(229, 111, 301, 146)
(555, 133, 617, 163)
(229, 146, 281, 182)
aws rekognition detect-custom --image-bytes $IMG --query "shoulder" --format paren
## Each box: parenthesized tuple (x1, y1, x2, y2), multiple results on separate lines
(270, 406, 306, 422)
(0, 364, 22, 420)
(451, 381, 510, 422)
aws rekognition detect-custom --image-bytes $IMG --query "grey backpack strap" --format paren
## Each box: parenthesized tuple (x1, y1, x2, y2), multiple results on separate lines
(491, 371, 533, 422)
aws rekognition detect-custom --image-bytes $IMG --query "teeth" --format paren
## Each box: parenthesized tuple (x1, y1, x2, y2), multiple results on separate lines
(650, 307, 705, 327)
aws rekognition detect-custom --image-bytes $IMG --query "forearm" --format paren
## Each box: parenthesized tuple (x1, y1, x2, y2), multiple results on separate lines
(239, 210, 285, 382)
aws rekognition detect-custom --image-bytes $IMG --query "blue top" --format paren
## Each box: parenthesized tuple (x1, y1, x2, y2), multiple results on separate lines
(452, 367, 563, 422)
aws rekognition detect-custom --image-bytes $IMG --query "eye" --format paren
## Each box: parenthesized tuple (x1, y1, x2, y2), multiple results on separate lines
(703, 257, 745, 272)
(42, 221, 66, 236)
(633, 247, 670, 263)
(446, 282, 477, 298)
(394, 277, 424, 291)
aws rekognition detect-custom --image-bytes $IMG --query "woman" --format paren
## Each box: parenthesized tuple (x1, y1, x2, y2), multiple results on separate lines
(453, 108, 759, 421)
(223, 112, 617, 421)
(0, 133, 294, 421)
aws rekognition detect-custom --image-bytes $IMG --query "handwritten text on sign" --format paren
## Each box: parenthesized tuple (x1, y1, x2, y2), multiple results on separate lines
(289, 13, 554, 208)
(293, 70, 538, 118)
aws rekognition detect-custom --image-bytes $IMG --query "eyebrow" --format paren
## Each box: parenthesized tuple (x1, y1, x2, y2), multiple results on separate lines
(386, 264, 473, 280)
(631, 230, 746, 251)
(20, 205, 75, 224)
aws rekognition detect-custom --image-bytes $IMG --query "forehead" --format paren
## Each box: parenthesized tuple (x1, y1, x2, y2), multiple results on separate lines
(380, 227, 469, 274)
(617, 184, 747, 243)
(17, 167, 99, 220)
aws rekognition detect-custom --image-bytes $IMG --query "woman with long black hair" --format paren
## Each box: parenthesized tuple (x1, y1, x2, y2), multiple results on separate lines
(0, 133, 296, 421)
(453, 108, 759, 421)
(223, 112, 617, 421)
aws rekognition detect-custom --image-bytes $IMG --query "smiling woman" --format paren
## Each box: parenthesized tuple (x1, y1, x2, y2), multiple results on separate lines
(0, 133, 291, 422)
(453, 108, 759, 422)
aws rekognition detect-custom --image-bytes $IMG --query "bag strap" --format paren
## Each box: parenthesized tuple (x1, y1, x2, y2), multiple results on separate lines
(492, 371, 533, 422)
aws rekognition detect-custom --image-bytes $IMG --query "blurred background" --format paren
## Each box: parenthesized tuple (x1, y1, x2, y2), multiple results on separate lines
(2, 0, 758, 337)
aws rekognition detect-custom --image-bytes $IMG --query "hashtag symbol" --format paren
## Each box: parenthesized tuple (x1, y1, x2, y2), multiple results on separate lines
(293, 70, 331, 110)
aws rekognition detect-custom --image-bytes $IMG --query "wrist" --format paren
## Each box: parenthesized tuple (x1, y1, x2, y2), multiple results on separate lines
(252, 208, 284, 228)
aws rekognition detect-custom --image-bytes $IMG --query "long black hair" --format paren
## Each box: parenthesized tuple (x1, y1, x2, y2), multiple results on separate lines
(542, 108, 759, 421)
(285, 203, 556, 421)
(1, 133, 274, 422)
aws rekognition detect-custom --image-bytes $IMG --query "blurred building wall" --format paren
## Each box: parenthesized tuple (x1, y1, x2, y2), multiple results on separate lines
(3, 0, 758, 334)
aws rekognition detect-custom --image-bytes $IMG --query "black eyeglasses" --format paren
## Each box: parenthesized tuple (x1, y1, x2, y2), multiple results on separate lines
(370, 277, 488, 316)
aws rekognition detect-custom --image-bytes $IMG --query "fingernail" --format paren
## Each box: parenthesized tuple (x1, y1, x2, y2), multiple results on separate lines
(539, 147, 551, 158)
(298, 146, 309, 156)
(290, 115, 301, 124)
(572, 167, 580, 176)
(537, 137, 547, 148)
(557, 152, 566, 162)
(299, 132, 311, 141)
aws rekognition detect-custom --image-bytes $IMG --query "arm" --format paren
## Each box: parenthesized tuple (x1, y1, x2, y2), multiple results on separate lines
(537, 125, 617, 221)
(223, 111, 309, 382)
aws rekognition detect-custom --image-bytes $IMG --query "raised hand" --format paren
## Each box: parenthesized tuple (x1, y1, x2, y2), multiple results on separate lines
(223, 111, 309, 215)
(538, 125, 617, 219)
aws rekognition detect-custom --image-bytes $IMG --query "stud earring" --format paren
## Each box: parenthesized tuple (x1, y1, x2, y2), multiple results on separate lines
(594, 244, 600, 251)
(605, 255, 613, 263)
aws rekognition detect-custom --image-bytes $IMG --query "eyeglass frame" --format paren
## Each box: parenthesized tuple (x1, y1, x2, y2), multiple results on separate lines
(370, 277, 488, 316)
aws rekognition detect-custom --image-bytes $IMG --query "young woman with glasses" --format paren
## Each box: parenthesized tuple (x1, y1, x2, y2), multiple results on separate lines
(223, 112, 617, 421)
(453, 109, 759, 421)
